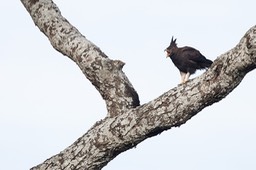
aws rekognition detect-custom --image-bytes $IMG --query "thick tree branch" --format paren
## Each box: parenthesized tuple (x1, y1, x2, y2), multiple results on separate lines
(21, 0, 256, 170)
(21, 0, 140, 117)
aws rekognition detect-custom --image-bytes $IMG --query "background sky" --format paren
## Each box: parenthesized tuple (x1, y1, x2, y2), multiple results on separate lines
(1, 1, 256, 170)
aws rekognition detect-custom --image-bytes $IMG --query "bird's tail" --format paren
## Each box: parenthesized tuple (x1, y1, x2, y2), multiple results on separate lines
(201, 59, 213, 68)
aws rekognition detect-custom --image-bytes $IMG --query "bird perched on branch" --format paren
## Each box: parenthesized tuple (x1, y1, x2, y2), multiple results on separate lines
(165, 37, 213, 84)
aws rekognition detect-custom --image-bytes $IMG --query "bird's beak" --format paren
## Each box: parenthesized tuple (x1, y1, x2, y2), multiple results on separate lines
(164, 49, 170, 58)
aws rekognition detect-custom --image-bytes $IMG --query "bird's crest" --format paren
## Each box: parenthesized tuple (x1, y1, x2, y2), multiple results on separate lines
(170, 36, 177, 47)
(165, 36, 177, 57)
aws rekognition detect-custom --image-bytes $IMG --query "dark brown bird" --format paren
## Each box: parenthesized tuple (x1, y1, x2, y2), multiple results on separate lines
(165, 37, 213, 83)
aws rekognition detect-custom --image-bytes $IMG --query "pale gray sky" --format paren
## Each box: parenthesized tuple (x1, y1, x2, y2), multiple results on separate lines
(1, 1, 256, 170)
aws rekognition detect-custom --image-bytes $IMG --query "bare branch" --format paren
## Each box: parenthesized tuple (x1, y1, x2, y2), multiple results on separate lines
(21, 0, 256, 170)
(21, 0, 140, 117)
(30, 25, 256, 170)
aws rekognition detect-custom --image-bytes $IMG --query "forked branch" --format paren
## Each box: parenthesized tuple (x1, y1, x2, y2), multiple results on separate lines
(21, 0, 139, 117)
(21, 0, 256, 169)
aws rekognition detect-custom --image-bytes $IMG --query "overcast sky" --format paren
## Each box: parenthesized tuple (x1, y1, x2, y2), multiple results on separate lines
(1, 1, 256, 170)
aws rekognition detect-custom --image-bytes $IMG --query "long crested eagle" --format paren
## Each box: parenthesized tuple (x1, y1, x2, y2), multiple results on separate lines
(165, 37, 213, 83)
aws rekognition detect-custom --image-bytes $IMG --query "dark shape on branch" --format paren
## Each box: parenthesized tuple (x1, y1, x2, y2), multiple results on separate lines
(165, 37, 213, 83)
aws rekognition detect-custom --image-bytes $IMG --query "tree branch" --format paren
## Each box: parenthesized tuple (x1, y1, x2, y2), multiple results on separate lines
(21, 0, 140, 117)
(21, 0, 256, 170)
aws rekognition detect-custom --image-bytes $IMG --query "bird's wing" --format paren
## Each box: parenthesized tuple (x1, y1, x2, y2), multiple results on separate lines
(180, 46, 207, 62)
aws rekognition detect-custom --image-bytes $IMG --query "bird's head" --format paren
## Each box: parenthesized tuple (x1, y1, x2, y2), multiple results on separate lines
(165, 36, 177, 58)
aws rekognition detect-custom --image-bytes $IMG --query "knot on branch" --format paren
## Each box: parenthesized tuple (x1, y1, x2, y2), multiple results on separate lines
(245, 26, 256, 59)
(244, 30, 256, 71)
(100, 59, 125, 72)
(29, 0, 39, 6)
(113, 60, 125, 70)
(246, 35, 256, 56)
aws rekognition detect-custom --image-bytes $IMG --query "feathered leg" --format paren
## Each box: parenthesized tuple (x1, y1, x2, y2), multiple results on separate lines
(180, 72, 186, 84)
(184, 72, 190, 82)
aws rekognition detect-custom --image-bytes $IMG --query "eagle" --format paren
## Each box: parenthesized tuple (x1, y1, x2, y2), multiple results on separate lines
(165, 37, 213, 84)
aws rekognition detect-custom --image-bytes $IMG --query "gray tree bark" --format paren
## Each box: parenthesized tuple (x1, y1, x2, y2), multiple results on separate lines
(21, 0, 256, 169)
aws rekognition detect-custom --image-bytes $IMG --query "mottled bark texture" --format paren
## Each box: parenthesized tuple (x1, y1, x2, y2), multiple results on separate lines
(21, 0, 256, 170)
(21, 0, 140, 117)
